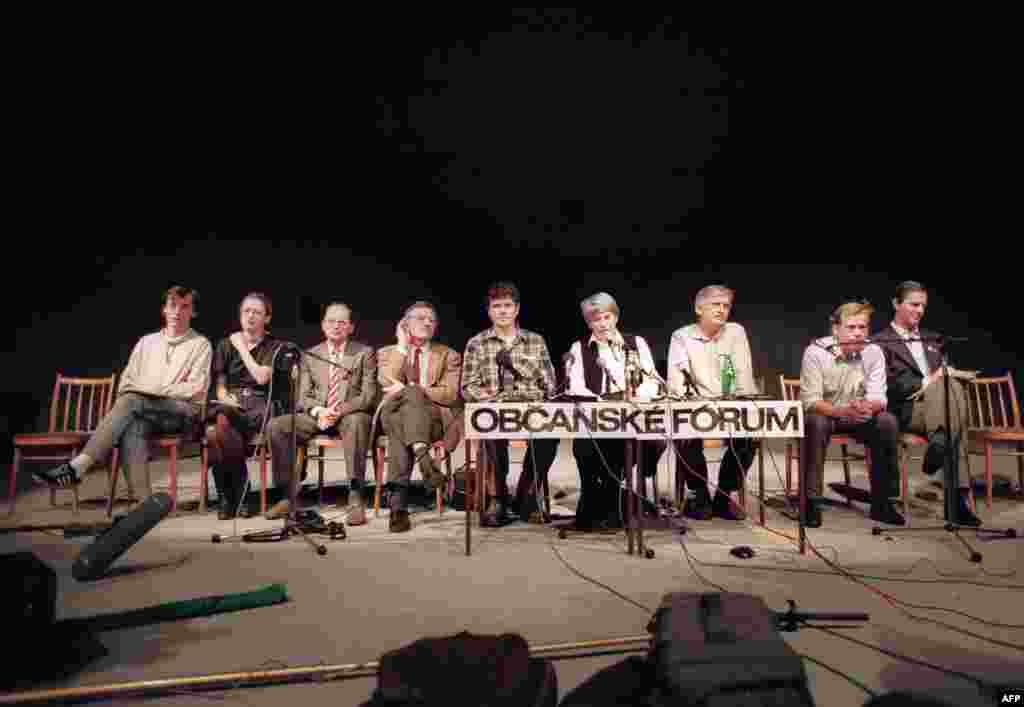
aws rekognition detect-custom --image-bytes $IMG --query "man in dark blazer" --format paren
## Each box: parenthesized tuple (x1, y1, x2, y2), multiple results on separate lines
(266, 302, 379, 525)
(872, 281, 980, 526)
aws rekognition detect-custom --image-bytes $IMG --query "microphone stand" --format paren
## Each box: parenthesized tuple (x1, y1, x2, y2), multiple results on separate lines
(869, 335, 1016, 561)
(214, 346, 346, 554)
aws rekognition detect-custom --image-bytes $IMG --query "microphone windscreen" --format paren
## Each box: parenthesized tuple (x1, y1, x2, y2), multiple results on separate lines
(72, 492, 173, 582)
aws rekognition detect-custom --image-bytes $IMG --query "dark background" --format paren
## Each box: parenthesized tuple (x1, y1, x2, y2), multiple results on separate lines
(4, 12, 1018, 464)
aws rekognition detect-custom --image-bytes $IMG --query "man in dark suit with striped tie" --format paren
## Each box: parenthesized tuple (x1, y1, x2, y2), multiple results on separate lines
(266, 302, 379, 524)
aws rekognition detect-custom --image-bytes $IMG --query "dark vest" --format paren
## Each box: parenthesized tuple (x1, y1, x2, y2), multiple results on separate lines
(581, 334, 638, 397)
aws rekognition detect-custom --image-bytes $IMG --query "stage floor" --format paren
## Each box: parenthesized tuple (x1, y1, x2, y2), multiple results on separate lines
(2, 442, 1022, 706)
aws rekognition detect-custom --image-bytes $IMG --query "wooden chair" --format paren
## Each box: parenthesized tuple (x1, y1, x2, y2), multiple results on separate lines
(298, 435, 383, 510)
(371, 436, 450, 517)
(965, 373, 1024, 509)
(107, 414, 269, 517)
(8, 373, 117, 516)
(780, 376, 867, 505)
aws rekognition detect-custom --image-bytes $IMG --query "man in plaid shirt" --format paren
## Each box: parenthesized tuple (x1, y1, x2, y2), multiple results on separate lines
(462, 282, 560, 526)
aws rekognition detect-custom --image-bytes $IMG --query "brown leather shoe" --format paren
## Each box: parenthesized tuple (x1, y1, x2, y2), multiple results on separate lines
(264, 498, 290, 520)
(389, 509, 411, 533)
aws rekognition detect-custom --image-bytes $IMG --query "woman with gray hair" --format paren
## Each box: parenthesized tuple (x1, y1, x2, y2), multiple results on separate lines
(565, 292, 664, 530)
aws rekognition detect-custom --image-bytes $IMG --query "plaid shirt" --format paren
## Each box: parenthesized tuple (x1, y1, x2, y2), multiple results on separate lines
(461, 326, 557, 402)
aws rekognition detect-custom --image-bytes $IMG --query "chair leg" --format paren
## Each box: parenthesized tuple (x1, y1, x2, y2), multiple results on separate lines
(168, 445, 178, 514)
(900, 446, 910, 527)
(259, 446, 268, 515)
(985, 443, 993, 510)
(318, 454, 325, 508)
(1017, 443, 1023, 496)
(199, 444, 208, 514)
(8, 447, 21, 516)
(840, 444, 853, 506)
(373, 446, 384, 517)
(107, 447, 120, 518)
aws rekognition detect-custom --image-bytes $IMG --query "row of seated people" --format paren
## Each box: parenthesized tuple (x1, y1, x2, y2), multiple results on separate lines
(35, 278, 981, 534)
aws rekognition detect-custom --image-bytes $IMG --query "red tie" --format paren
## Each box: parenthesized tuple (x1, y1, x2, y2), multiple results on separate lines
(411, 347, 422, 385)
(327, 350, 340, 410)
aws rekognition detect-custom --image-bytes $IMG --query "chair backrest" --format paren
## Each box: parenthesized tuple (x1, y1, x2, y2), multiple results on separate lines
(966, 374, 1020, 430)
(49, 373, 118, 433)
(779, 376, 800, 402)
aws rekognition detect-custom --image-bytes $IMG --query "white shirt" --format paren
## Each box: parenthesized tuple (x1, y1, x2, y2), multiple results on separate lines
(799, 336, 888, 412)
(567, 334, 660, 401)
(890, 322, 931, 377)
(667, 322, 757, 398)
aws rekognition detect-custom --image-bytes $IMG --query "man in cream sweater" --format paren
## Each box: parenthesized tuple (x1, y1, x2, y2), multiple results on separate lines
(36, 286, 213, 500)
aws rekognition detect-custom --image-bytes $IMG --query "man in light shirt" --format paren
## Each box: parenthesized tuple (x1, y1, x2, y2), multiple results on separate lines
(378, 301, 463, 533)
(666, 285, 757, 521)
(36, 286, 212, 502)
(872, 281, 980, 526)
(566, 292, 664, 529)
(799, 300, 904, 528)
(265, 302, 378, 524)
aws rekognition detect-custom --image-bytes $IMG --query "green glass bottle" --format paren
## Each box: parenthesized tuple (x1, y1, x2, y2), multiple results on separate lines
(720, 354, 736, 396)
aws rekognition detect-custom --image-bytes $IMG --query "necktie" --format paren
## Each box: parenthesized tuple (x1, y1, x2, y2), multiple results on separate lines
(412, 347, 422, 385)
(327, 350, 340, 410)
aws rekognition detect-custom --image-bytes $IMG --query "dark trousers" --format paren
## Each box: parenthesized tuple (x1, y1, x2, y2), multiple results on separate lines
(206, 402, 268, 511)
(572, 439, 665, 526)
(267, 411, 372, 497)
(801, 412, 900, 501)
(673, 438, 755, 495)
(485, 438, 560, 514)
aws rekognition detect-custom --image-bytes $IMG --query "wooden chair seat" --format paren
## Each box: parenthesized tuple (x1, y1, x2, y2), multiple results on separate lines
(969, 427, 1024, 442)
(8, 373, 117, 516)
(13, 432, 91, 447)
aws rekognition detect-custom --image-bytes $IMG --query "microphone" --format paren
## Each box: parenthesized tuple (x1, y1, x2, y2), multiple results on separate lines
(595, 357, 622, 392)
(561, 351, 574, 385)
(680, 367, 700, 397)
(72, 492, 173, 581)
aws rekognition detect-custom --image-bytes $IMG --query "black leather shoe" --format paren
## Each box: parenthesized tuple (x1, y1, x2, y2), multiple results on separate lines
(870, 500, 906, 526)
(217, 508, 236, 520)
(804, 499, 822, 528)
(684, 488, 713, 520)
(953, 492, 982, 527)
(712, 492, 746, 521)
(34, 462, 80, 488)
(481, 501, 512, 527)
(389, 509, 411, 533)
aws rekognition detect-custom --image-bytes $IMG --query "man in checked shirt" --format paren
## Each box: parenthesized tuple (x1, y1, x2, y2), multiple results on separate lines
(461, 282, 559, 527)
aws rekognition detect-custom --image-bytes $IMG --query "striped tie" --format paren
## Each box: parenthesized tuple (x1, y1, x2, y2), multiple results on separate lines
(327, 351, 340, 410)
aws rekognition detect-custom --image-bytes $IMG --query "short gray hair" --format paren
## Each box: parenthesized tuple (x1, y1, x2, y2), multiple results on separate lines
(694, 285, 734, 308)
(580, 292, 620, 320)
(403, 300, 440, 326)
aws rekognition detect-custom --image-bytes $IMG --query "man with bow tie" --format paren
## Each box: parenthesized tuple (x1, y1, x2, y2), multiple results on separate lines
(377, 301, 463, 533)
(266, 302, 378, 524)
(872, 281, 980, 526)
(798, 300, 904, 528)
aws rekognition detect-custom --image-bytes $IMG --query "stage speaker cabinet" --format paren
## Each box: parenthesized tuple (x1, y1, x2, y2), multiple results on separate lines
(1, 552, 57, 632)
(648, 592, 816, 706)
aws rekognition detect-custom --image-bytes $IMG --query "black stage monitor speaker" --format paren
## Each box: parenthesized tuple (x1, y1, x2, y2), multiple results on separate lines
(648, 592, 816, 706)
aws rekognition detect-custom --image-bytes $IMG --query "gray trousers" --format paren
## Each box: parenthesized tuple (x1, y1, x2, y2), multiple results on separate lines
(909, 378, 970, 487)
(82, 392, 197, 496)
(380, 386, 443, 488)
(267, 411, 372, 490)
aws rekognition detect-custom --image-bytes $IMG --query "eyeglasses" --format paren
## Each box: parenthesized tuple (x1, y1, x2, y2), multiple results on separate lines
(408, 315, 436, 323)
